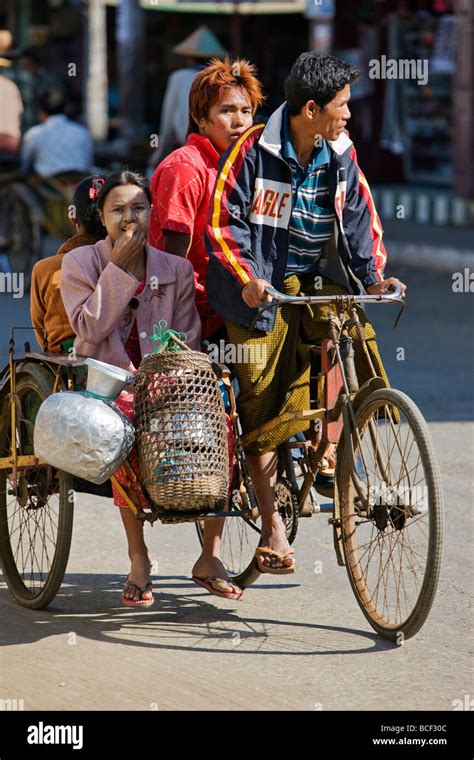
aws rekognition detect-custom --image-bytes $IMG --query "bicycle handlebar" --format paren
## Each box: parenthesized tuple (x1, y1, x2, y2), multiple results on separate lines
(249, 283, 405, 329)
(264, 282, 404, 305)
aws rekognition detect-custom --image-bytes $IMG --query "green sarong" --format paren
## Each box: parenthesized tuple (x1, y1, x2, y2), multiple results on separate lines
(225, 274, 390, 454)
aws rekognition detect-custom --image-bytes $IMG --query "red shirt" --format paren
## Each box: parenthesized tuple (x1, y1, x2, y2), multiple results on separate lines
(148, 133, 222, 340)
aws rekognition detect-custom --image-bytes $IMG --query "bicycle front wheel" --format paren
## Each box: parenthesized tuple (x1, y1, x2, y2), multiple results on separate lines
(338, 388, 444, 641)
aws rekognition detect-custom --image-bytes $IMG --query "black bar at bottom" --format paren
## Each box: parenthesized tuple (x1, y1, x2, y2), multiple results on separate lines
(0, 710, 469, 757)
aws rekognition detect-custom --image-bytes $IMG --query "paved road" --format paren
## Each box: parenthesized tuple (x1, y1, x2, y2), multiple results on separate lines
(0, 265, 472, 710)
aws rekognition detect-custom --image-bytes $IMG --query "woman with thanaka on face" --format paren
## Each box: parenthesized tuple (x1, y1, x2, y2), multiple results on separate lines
(61, 170, 204, 607)
(148, 58, 264, 599)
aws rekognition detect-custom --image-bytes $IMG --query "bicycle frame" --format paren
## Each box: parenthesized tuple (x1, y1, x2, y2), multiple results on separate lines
(251, 285, 404, 526)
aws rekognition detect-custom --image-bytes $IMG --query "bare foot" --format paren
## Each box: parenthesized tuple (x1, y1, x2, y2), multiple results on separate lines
(259, 514, 293, 569)
(192, 555, 242, 596)
(123, 554, 153, 603)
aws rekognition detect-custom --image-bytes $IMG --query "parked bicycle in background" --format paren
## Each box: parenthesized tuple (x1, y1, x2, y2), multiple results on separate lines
(0, 89, 95, 291)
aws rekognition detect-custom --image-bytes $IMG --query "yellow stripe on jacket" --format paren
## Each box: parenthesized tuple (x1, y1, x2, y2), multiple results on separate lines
(210, 124, 263, 286)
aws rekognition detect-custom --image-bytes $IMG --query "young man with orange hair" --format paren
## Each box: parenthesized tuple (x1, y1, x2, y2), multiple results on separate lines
(149, 57, 264, 340)
(148, 57, 264, 598)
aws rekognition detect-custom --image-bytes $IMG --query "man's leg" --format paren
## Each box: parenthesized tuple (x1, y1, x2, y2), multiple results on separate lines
(192, 518, 243, 594)
(221, 282, 302, 570)
(245, 451, 293, 569)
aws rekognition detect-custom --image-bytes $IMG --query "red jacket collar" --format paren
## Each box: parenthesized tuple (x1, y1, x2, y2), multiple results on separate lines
(186, 133, 220, 165)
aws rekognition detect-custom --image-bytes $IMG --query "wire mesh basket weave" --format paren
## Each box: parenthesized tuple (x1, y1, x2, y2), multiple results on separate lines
(134, 350, 229, 512)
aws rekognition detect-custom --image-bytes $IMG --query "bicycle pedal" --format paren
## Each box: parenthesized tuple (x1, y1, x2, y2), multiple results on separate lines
(299, 500, 314, 517)
(299, 486, 320, 516)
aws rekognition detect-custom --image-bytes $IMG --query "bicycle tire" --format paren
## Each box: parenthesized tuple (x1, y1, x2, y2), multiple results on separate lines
(338, 388, 444, 641)
(0, 367, 74, 609)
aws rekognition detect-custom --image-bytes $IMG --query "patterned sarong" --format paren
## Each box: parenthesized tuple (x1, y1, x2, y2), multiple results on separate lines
(225, 274, 390, 454)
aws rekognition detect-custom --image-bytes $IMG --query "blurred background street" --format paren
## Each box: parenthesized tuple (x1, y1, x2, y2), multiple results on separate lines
(0, 1, 473, 219)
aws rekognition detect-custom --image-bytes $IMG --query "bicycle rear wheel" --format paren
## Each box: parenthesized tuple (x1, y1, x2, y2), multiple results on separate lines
(0, 367, 74, 609)
(338, 388, 443, 641)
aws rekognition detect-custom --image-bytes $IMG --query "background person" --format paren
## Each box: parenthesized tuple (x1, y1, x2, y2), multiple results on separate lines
(0, 28, 34, 136)
(147, 25, 227, 171)
(0, 73, 23, 158)
(15, 45, 64, 132)
(20, 89, 93, 178)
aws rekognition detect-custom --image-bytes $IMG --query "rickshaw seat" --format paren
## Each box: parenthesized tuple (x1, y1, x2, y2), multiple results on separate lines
(23, 352, 88, 368)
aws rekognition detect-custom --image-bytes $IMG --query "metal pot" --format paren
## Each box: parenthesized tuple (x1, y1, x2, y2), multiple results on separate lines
(84, 358, 135, 401)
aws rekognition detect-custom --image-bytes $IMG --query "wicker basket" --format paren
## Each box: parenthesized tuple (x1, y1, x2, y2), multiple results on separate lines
(134, 350, 229, 512)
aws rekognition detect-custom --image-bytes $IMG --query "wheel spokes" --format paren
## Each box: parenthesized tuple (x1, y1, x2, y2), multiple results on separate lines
(2, 468, 62, 594)
(221, 507, 261, 576)
(346, 402, 431, 627)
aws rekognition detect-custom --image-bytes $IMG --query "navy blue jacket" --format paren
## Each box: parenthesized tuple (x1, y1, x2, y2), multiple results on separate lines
(205, 103, 387, 332)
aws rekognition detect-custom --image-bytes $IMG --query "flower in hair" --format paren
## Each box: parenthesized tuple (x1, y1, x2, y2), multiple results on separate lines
(89, 177, 105, 201)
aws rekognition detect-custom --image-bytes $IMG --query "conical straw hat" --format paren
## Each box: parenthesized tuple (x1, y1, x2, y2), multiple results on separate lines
(173, 25, 227, 59)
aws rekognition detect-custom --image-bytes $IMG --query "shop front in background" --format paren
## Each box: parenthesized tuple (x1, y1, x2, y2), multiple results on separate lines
(333, 0, 457, 190)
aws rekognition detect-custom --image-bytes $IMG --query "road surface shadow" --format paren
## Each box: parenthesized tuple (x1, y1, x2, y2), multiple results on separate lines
(0, 573, 398, 655)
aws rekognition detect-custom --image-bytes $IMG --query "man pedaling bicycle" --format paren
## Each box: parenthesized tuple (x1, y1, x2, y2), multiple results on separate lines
(205, 52, 406, 574)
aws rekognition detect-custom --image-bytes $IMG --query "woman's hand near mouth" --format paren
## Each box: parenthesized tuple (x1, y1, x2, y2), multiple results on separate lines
(111, 224, 147, 273)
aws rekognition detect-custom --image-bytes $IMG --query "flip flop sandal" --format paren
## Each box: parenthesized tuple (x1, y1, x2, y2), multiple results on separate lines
(191, 576, 244, 600)
(121, 575, 155, 608)
(255, 546, 295, 575)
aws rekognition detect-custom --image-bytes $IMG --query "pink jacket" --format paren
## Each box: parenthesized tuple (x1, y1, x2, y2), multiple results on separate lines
(61, 237, 201, 371)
